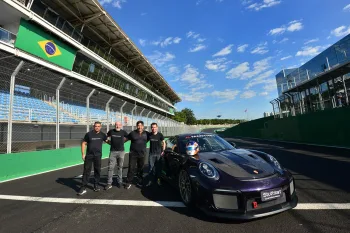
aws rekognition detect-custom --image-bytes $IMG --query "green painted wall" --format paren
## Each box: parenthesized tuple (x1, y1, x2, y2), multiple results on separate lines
(0, 140, 158, 182)
(1, 141, 130, 182)
(221, 107, 350, 148)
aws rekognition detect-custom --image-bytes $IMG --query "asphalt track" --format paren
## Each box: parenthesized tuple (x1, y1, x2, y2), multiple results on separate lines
(1, 131, 350, 232)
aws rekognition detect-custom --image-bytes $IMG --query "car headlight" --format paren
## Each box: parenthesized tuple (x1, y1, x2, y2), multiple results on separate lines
(267, 154, 282, 170)
(199, 162, 219, 180)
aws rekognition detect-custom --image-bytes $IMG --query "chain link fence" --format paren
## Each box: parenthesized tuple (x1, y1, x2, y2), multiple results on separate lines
(0, 51, 201, 154)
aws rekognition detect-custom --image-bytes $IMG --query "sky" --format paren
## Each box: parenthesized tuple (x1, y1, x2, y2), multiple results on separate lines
(98, 0, 350, 120)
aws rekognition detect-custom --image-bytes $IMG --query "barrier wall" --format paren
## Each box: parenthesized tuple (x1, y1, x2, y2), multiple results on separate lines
(0, 140, 153, 182)
(221, 107, 350, 148)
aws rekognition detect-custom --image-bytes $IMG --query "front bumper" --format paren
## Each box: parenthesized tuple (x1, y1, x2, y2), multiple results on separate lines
(189, 170, 298, 220)
(200, 193, 298, 220)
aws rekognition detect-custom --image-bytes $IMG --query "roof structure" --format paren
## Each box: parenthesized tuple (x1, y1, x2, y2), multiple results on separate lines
(37, 0, 181, 104)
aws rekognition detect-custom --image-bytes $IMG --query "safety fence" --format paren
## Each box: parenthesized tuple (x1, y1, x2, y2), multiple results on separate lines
(0, 50, 200, 154)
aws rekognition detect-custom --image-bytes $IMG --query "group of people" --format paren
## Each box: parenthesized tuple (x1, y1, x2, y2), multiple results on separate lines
(78, 120, 165, 196)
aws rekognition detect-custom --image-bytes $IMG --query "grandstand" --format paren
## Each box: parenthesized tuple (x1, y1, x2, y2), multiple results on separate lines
(0, 0, 198, 154)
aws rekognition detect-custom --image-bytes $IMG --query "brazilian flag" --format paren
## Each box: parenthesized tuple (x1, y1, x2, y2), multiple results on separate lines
(15, 19, 77, 70)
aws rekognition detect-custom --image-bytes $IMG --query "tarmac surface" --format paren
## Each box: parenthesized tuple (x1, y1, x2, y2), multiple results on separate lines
(0, 129, 350, 233)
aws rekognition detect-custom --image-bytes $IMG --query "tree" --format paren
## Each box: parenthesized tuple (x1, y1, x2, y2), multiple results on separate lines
(173, 111, 187, 123)
(182, 108, 196, 125)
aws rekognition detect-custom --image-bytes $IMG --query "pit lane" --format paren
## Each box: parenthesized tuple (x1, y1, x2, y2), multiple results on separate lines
(0, 136, 350, 233)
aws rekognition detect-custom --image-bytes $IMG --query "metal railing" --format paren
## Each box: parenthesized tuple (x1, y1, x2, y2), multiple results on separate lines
(0, 50, 200, 154)
(0, 27, 16, 45)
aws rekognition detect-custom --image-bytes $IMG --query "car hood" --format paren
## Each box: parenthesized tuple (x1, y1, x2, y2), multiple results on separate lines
(199, 149, 276, 179)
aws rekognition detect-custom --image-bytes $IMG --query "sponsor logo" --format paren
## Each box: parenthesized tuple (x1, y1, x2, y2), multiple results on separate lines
(38, 40, 62, 58)
(253, 170, 259, 174)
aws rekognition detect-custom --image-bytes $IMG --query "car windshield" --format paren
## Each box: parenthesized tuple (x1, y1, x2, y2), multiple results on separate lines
(178, 134, 235, 153)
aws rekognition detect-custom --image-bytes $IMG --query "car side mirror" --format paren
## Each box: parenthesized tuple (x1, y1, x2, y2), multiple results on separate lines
(229, 142, 236, 148)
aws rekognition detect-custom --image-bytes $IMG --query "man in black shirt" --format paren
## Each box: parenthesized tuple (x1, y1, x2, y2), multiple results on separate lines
(124, 120, 150, 189)
(146, 122, 165, 186)
(105, 121, 128, 190)
(78, 122, 108, 196)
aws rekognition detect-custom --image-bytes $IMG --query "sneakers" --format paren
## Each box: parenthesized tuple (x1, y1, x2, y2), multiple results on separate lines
(124, 184, 131, 189)
(94, 184, 101, 192)
(104, 184, 112, 190)
(77, 187, 87, 196)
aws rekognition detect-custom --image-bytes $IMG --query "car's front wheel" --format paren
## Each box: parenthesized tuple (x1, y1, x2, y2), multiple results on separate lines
(178, 169, 194, 206)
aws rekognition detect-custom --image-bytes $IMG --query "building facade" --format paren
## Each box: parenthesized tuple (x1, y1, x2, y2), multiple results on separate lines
(271, 33, 350, 118)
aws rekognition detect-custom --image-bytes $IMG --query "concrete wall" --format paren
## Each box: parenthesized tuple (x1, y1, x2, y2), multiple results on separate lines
(221, 107, 350, 148)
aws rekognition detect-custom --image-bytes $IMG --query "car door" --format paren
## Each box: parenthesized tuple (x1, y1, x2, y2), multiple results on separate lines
(162, 137, 176, 178)
(167, 137, 187, 179)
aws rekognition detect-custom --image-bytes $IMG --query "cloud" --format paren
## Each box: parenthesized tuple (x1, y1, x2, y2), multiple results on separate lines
(139, 39, 146, 47)
(296, 46, 323, 57)
(244, 70, 275, 89)
(287, 20, 303, 32)
(343, 4, 350, 12)
(186, 31, 200, 39)
(147, 51, 175, 67)
(237, 44, 249, 53)
(268, 20, 303, 36)
(251, 42, 269, 54)
(262, 79, 277, 92)
(217, 38, 225, 43)
(269, 27, 286, 36)
(99, 0, 112, 5)
(211, 89, 240, 103)
(226, 57, 272, 80)
(168, 65, 180, 75)
(196, 0, 224, 5)
(273, 38, 289, 44)
(189, 44, 207, 52)
(213, 44, 234, 57)
(178, 92, 207, 102)
(304, 38, 319, 45)
(187, 31, 206, 44)
(112, 0, 127, 9)
(281, 55, 292, 61)
(141, 12, 147, 16)
(179, 65, 213, 92)
(330, 26, 350, 37)
(260, 92, 269, 96)
(151, 37, 182, 47)
(240, 90, 256, 99)
(205, 58, 232, 72)
(246, 0, 281, 11)
(226, 62, 250, 79)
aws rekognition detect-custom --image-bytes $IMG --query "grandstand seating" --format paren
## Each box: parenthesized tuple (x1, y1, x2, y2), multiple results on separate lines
(0, 91, 76, 123)
(0, 91, 125, 124)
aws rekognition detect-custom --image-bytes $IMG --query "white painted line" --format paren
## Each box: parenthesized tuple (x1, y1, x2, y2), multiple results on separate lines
(295, 203, 350, 210)
(0, 195, 186, 207)
(0, 195, 350, 210)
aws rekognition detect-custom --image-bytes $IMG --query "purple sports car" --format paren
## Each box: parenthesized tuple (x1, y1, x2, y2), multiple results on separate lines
(161, 133, 298, 219)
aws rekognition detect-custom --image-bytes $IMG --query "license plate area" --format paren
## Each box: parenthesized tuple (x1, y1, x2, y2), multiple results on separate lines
(261, 188, 282, 202)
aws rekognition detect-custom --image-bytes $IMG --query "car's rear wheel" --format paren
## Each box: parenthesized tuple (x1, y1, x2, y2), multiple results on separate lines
(178, 169, 193, 206)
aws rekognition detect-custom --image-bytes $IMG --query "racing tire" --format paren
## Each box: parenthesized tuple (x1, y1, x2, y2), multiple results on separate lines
(178, 169, 194, 207)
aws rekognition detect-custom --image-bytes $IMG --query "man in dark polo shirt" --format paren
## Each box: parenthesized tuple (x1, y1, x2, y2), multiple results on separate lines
(124, 120, 150, 189)
(78, 122, 108, 196)
(105, 121, 128, 190)
(146, 122, 165, 186)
